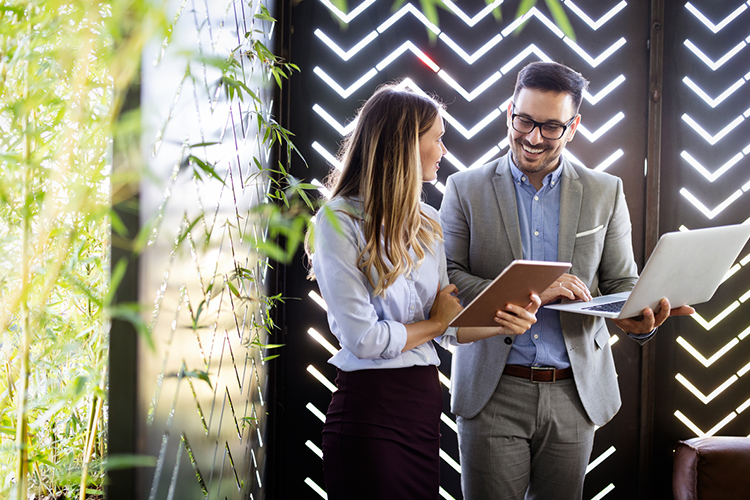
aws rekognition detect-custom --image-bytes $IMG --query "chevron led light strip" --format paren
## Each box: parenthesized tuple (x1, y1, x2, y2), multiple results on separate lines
(318, 0, 375, 23)
(674, 410, 738, 438)
(315, 6, 628, 101)
(440, 0, 504, 27)
(682, 76, 746, 108)
(676, 325, 749, 367)
(680, 187, 744, 220)
(684, 39, 748, 71)
(564, 0, 627, 30)
(682, 113, 745, 145)
(675, 373, 739, 404)
(680, 151, 743, 182)
(685, 1, 750, 34)
(577, 112, 625, 142)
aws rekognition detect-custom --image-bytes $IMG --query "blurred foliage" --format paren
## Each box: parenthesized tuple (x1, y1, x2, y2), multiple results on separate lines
(0, 1, 309, 499)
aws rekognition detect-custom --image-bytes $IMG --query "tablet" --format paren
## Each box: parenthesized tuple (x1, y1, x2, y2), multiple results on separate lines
(449, 260, 571, 327)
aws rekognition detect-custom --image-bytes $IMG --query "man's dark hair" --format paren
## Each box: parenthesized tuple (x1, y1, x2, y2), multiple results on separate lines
(514, 62, 590, 113)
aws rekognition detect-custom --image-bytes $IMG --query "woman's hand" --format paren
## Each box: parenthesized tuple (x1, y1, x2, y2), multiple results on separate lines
(457, 293, 541, 343)
(429, 283, 463, 331)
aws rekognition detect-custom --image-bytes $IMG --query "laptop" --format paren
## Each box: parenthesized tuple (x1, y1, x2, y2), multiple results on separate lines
(544, 224, 750, 319)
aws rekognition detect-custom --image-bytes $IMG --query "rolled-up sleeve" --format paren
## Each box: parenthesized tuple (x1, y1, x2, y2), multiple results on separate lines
(312, 209, 407, 359)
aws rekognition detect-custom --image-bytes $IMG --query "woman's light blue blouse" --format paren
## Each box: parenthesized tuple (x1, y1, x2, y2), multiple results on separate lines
(311, 197, 458, 372)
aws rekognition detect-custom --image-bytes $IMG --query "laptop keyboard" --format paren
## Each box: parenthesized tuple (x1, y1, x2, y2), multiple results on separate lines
(582, 300, 626, 313)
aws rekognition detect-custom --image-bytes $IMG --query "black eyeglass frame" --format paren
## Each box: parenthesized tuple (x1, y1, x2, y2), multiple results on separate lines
(510, 105, 578, 140)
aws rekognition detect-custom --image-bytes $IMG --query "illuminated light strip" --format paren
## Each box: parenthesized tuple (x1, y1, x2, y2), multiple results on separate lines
(441, 413, 458, 433)
(439, 33, 503, 64)
(501, 8, 565, 38)
(438, 370, 451, 390)
(674, 410, 737, 437)
(309, 290, 328, 311)
(313, 66, 378, 98)
(500, 44, 552, 74)
(562, 149, 585, 167)
(742, 253, 750, 267)
(440, 0, 504, 27)
(738, 360, 750, 378)
(441, 109, 502, 139)
(433, 181, 446, 194)
(583, 75, 626, 104)
(440, 449, 461, 473)
(676, 336, 740, 367)
(306, 402, 326, 422)
(591, 484, 615, 500)
(685, 2, 748, 33)
(738, 396, 750, 413)
(311, 179, 332, 199)
(314, 29, 379, 61)
(681, 151, 743, 182)
(675, 373, 739, 404)
(594, 149, 624, 172)
(305, 440, 323, 459)
(609, 334, 619, 346)
(304, 477, 328, 499)
(585, 446, 615, 474)
(725, 263, 742, 282)
(308, 328, 339, 356)
(682, 77, 746, 108)
(741, 288, 750, 303)
(318, 0, 375, 24)
(577, 112, 625, 142)
(471, 147, 502, 169)
(680, 187, 743, 220)
(375, 41, 440, 72)
(444, 152, 467, 171)
(564, 0, 627, 30)
(499, 137, 510, 150)
(683, 39, 746, 70)
(437, 69, 503, 101)
(312, 142, 342, 170)
(313, 104, 357, 136)
(307, 365, 337, 392)
(691, 301, 741, 330)
(377, 4, 440, 35)
(563, 37, 627, 67)
(439, 487, 456, 500)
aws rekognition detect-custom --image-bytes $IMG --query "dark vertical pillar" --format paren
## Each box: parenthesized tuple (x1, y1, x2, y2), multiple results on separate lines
(106, 81, 141, 500)
(640, 1, 664, 497)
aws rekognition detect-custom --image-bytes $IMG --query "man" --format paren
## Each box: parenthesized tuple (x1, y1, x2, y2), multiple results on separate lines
(440, 61, 693, 499)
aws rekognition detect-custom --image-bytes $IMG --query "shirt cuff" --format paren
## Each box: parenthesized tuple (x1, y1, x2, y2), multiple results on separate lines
(627, 327, 658, 342)
(436, 326, 460, 348)
(381, 320, 407, 358)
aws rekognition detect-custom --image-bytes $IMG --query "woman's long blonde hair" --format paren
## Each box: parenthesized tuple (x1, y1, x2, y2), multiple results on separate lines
(317, 84, 445, 296)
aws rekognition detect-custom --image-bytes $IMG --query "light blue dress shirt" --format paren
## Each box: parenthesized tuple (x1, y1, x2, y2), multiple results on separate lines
(505, 161, 572, 369)
(312, 197, 458, 372)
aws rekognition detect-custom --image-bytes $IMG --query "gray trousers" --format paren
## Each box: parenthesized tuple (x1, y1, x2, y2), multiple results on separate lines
(457, 375, 596, 500)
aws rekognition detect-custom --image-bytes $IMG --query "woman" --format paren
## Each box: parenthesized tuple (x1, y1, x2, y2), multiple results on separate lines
(308, 84, 540, 499)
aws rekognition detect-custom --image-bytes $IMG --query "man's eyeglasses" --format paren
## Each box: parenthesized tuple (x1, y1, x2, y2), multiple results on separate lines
(510, 105, 577, 140)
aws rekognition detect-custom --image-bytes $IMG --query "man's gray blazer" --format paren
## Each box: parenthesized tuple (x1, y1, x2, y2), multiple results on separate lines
(440, 153, 639, 426)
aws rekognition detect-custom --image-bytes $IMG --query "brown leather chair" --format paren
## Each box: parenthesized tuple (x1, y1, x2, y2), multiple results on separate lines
(673, 436, 750, 500)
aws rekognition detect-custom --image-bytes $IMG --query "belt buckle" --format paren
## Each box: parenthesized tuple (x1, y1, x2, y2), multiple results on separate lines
(531, 366, 555, 383)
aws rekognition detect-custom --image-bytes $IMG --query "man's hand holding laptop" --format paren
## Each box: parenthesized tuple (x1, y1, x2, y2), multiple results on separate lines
(611, 299, 694, 334)
(541, 273, 695, 335)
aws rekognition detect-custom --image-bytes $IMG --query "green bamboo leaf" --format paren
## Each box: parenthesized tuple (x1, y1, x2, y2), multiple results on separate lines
(545, 0, 575, 40)
(105, 454, 158, 470)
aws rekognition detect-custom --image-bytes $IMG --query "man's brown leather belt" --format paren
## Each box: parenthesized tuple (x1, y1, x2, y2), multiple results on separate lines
(503, 364, 573, 383)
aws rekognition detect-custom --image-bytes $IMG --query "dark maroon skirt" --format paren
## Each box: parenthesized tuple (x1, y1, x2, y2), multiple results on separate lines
(322, 365, 443, 500)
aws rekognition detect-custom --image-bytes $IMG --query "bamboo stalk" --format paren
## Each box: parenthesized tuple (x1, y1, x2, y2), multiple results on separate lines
(14, 43, 32, 500)
(79, 393, 104, 500)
